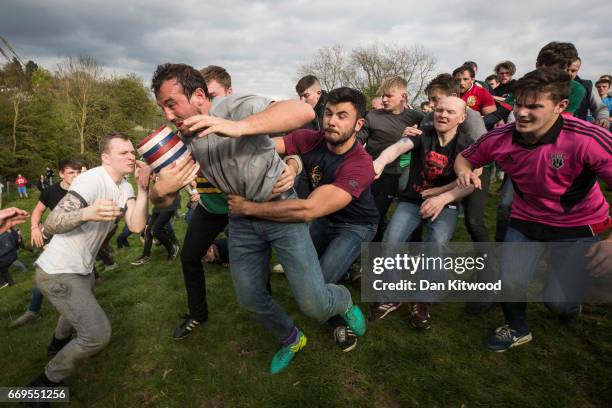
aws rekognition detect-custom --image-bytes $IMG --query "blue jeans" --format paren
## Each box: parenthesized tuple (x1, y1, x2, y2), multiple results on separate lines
(309, 218, 377, 284)
(228, 216, 352, 341)
(380, 201, 458, 302)
(383, 201, 458, 244)
(29, 285, 44, 313)
(500, 227, 599, 332)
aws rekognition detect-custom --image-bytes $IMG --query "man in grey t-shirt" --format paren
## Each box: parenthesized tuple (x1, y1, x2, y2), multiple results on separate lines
(149, 63, 366, 374)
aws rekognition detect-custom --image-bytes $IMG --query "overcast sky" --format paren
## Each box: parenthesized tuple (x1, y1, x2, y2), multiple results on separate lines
(2, 0, 610, 100)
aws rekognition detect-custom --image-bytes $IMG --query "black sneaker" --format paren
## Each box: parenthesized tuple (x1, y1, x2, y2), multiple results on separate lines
(334, 325, 357, 352)
(173, 315, 204, 340)
(47, 336, 72, 358)
(25, 372, 63, 408)
(168, 243, 180, 261)
(486, 325, 533, 352)
(369, 302, 401, 321)
(408, 302, 431, 330)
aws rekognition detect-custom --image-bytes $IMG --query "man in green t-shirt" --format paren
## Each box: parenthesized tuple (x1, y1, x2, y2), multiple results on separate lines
(505, 42, 585, 115)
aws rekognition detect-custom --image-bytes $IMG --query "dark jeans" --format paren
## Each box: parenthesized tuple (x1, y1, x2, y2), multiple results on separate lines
(371, 173, 399, 242)
(500, 227, 599, 333)
(116, 225, 132, 247)
(463, 166, 491, 242)
(142, 211, 175, 257)
(495, 176, 515, 242)
(0, 266, 14, 285)
(181, 204, 228, 321)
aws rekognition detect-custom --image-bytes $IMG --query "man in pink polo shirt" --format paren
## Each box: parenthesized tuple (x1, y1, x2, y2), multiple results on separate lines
(455, 67, 612, 352)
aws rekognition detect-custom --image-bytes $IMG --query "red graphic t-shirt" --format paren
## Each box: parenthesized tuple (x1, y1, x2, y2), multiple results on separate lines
(461, 84, 496, 115)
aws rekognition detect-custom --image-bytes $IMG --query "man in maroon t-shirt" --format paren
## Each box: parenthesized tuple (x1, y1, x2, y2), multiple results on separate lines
(228, 87, 379, 352)
(453, 64, 497, 116)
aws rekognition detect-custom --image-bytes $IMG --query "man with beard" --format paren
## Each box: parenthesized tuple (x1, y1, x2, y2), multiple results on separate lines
(150, 64, 366, 374)
(228, 87, 378, 352)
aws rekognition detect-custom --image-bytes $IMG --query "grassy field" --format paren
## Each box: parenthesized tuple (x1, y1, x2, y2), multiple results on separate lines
(1, 183, 611, 408)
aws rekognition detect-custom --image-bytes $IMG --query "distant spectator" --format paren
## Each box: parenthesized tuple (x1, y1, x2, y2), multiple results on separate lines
(453, 64, 497, 116)
(595, 78, 612, 114)
(200, 65, 233, 99)
(570, 57, 610, 128)
(493, 60, 517, 101)
(420, 101, 433, 113)
(295, 74, 327, 131)
(485, 74, 499, 90)
(371, 96, 383, 110)
(36, 175, 46, 192)
(15, 174, 28, 199)
(45, 167, 54, 186)
(463, 60, 494, 93)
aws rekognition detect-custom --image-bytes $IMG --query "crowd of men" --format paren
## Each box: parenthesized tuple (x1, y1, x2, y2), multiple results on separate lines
(2, 40, 611, 405)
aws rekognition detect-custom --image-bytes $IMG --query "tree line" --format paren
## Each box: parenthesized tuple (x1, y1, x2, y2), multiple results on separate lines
(0, 56, 161, 182)
(297, 43, 436, 104)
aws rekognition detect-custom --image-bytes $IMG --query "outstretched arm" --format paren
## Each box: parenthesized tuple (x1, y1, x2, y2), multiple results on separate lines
(228, 184, 352, 223)
(420, 184, 475, 221)
(455, 154, 482, 189)
(44, 194, 122, 235)
(184, 100, 315, 138)
(30, 201, 48, 247)
(373, 137, 415, 178)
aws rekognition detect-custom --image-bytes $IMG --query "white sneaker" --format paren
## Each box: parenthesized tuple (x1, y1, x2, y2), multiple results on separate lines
(272, 264, 284, 274)
(9, 310, 41, 328)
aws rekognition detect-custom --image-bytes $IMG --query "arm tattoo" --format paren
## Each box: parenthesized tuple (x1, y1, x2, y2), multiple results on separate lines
(43, 193, 87, 235)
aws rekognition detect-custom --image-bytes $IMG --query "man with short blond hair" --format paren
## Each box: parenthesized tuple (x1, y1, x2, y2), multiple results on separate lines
(27, 131, 150, 390)
(358, 76, 424, 243)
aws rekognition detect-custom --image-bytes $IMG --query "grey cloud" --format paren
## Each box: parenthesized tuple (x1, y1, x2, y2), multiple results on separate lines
(1, 0, 610, 99)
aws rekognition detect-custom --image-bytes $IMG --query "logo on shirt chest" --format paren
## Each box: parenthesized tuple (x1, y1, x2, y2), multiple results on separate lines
(466, 96, 476, 107)
(310, 165, 323, 188)
(550, 153, 566, 169)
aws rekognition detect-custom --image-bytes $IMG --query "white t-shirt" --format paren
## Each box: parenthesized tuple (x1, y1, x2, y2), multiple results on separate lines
(35, 166, 134, 275)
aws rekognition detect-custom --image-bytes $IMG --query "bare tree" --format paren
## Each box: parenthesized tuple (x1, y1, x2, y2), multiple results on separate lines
(56, 56, 102, 154)
(297, 45, 350, 92)
(9, 91, 32, 153)
(297, 43, 437, 105)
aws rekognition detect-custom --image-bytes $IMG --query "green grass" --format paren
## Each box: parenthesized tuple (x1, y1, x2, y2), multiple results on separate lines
(1, 183, 611, 407)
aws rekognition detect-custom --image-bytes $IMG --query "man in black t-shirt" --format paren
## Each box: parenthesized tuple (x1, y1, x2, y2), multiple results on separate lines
(357, 76, 424, 242)
(9, 158, 82, 328)
(372, 97, 475, 329)
(493, 60, 517, 102)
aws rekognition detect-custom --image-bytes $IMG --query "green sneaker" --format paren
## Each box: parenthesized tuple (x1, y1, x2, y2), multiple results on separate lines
(341, 304, 366, 337)
(270, 331, 307, 374)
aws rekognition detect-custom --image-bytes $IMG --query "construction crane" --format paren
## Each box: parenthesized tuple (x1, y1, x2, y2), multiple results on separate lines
(0, 35, 25, 68)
